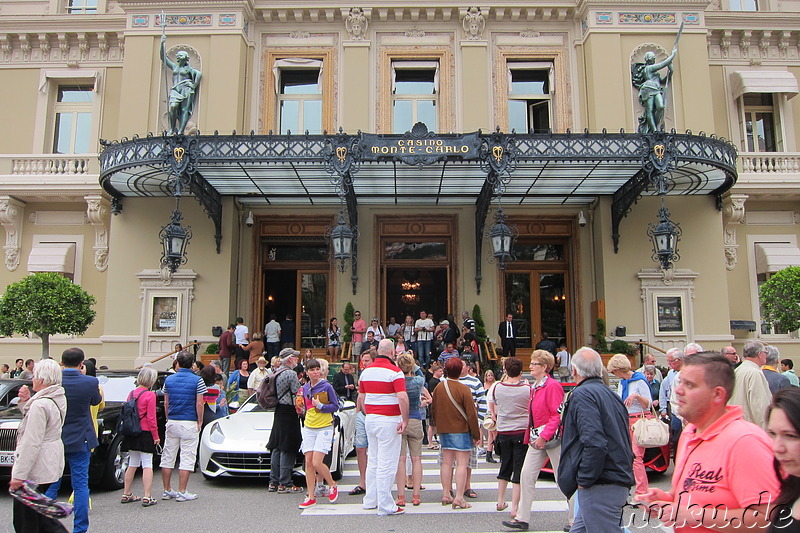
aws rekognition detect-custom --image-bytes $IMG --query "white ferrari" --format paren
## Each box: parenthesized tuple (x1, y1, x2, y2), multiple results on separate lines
(199, 394, 357, 480)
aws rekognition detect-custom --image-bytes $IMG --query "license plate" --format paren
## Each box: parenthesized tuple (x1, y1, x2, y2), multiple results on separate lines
(0, 453, 14, 465)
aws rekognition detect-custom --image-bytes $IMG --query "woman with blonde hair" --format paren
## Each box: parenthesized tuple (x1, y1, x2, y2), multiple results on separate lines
(606, 353, 651, 496)
(395, 352, 432, 507)
(483, 369, 498, 463)
(121, 366, 161, 506)
(10, 359, 68, 531)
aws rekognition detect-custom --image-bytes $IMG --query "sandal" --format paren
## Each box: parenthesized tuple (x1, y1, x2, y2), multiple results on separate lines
(120, 494, 141, 504)
(141, 497, 157, 507)
(412, 495, 421, 506)
(464, 489, 478, 499)
(441, 498, 453, 506)
(395, 496, 406, 507)
(452, 499, 472, 510)
(348, 485, 365, 496)
(428, 444, 440, 450)
(497, 502, 509, 512)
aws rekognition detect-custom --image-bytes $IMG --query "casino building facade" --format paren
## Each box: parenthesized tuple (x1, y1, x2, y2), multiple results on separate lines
(0, 0, 798, 368)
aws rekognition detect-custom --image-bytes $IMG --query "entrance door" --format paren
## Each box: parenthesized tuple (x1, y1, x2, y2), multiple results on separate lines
(262, 269, 328, 350)
(385, 268, 448, 323)
(505, 271, 569, 350)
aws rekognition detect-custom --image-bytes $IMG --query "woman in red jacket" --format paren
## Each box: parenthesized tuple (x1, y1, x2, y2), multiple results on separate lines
(121, 366, 161, 507)
(502, 350, 565, 531)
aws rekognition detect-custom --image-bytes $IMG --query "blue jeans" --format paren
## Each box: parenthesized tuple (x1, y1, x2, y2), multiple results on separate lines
(45, 444, 91, 533)
(270, 449, 294, 486)
(570, 484, 628, 533)
(416, 340, 432, 367)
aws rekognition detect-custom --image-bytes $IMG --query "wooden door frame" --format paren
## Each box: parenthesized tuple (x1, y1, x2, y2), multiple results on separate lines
(497, 216, 581, 355)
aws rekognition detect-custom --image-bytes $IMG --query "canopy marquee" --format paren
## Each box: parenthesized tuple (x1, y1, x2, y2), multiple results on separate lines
(99, 124, 737, 272)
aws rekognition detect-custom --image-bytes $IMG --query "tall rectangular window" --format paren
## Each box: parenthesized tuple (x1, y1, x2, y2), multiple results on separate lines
(507, 62, 552, 134)
(53, 85, 94, 154)
(277, 68, 322, 134)
(741, 93, 776, 152)
(729, 0, 758, 11)
(392, 61, 438, 134)
(66, 0, 98, 14)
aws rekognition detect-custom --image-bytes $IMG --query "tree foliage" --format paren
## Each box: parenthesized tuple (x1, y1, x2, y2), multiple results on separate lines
(593, 318, 609, 353)
(342, 301, 355, 343)
(760, 266, 800, 333)
(0, 272, 96, 358)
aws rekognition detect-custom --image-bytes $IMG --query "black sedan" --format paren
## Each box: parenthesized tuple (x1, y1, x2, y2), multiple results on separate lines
(0, 371, 169, 490)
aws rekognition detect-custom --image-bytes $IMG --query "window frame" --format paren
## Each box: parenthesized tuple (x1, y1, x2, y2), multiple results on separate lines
(739, 93, 781, 153)
(263, 50, 334, 134)
(506, 62, 554, 134)
(495, 50, 568, 133)
(34, 70, 102, 154)
(391, 61, 440, 134)
(52, 85, 95, 154)
(65, 0, 98, 14)
(276, 66, 323, 135)
(379, 47, 452, 134)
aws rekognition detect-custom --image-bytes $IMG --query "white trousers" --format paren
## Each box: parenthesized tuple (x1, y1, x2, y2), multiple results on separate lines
(516, 443, 569, 524)
(363, 415, 402, 515)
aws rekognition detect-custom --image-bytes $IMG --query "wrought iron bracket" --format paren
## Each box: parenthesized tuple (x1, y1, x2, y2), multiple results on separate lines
(189, 171, 223, 253)
(611, 168, 649, 253)
(474, 175, 495, 295)
(344, 172, 359, 295)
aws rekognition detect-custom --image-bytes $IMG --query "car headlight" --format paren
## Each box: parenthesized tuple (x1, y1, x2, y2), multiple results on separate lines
(209, 421, 225, 444)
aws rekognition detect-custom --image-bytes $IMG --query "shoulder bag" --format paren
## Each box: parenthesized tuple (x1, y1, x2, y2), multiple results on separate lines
(443, 379, 468, 422)
(632, 405, 670, 448)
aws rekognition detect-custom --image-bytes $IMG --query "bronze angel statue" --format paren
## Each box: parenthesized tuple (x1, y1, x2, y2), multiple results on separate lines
(631, 46, 678, 134)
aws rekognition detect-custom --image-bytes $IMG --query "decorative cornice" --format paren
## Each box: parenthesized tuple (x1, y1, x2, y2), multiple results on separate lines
(0, 196, 26, 272)
(0, 31, 125, 64)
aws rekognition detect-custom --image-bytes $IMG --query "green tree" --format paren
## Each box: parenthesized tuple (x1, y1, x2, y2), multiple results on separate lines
(472, 304, 487, 342)
(0, 272, 96, 359)
(342, 302, 355, 343)
(760, 266, 800, 332)
(593, 318, 609, 353)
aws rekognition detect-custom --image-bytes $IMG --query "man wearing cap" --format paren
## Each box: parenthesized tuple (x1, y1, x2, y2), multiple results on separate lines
(268, 348, 304, 492)
(247, 356, 270, 396)
(358, 339, 409, 515)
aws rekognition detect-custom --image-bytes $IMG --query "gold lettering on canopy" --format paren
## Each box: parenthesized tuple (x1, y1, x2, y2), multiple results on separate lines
(492, 145, 503, 163)
(654, 144, 665, 161)
(173, 147, 185, 164)
(336, 146, 348, 163)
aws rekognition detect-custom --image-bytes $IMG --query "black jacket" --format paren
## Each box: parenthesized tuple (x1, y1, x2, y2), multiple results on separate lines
(557, 377, 634, 498)
(332, 370, 357, 402)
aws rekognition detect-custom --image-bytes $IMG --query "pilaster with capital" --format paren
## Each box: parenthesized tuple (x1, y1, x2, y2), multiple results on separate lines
(722, 193, 747, 271)
(0, 196, 26, 271)
(85, 195, 110, 272)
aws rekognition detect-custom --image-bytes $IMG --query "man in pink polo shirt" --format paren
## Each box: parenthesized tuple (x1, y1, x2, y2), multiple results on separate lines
(357, 339, 409, 516)
(350, 310, 367, 359)
(640, 351, 779, 532)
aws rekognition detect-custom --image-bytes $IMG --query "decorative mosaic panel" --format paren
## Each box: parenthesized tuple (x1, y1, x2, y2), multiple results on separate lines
(154, 14, 213, 27)
(131, 15, 149, 27)
(219, 14, 237, 26)
(596, 12, 613, 24)
(619, 13, 676, 24)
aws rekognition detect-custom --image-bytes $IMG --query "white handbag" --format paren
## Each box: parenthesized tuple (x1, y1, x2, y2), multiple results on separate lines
(632, 406, 670, 448)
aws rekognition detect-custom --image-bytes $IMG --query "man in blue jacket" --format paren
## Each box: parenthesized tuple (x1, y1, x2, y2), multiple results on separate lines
(161, 351, 207, 502)
(558, 347, 634, 533)
(45, 347, 102, 533)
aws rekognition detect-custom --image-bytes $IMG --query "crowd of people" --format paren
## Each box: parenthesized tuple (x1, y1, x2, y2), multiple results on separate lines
(7, 320, 800, 532)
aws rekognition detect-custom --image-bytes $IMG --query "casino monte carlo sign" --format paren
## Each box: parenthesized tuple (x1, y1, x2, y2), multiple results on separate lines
(361, 131, 481, 163)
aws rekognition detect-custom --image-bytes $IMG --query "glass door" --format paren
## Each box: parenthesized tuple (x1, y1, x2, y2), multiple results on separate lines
(298, 271, 328, 350)
(504, 270, 569, 350)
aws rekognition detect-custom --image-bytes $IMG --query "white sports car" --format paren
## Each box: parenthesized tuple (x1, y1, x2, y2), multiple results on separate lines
(199, 394, 357, 480)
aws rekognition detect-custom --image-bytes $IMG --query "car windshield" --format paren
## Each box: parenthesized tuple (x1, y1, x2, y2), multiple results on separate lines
(235, 395, 271, 413)
(97, 375, 138, 402)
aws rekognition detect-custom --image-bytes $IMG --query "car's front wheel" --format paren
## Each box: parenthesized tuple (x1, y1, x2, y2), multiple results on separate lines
(101, 435, 129, 490)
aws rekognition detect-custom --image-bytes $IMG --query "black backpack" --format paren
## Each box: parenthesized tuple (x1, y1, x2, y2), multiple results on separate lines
(256, 367, 288, 409)
(117, 389, 145, 436)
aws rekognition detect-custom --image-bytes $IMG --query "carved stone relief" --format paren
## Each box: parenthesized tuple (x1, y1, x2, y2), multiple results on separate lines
(85, 195, 110, 272)
(722, 193, 748, 271)
(461, 7, 486, 41)
(0, 196, 25, 271)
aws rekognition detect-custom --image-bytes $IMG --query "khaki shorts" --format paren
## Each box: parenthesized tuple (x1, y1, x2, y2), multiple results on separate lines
(400, 418, 424, 457)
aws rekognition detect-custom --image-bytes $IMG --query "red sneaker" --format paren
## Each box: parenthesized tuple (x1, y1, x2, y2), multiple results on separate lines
(328, 485, 338, 504)
(299, 497, 316, 509)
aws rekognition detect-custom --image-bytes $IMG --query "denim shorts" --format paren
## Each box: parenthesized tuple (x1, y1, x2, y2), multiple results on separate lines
(439, 432, 473, 452)
(354, 411, 367, 448)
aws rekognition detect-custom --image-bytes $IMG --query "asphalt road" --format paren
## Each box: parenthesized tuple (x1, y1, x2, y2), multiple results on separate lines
(0, 448, 673, 533)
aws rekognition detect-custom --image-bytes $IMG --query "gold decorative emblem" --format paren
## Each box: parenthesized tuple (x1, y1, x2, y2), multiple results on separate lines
(653, 144, 665, 161)
(336, 146, 347, 164)
(492, 145, 503, 163)
(173, 147, 185, 164)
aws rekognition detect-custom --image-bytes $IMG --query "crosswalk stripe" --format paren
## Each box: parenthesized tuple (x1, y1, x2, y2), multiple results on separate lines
(340, 468, 514, 477)
(335, 480, 559, 492)
(301, 500, 568, 516)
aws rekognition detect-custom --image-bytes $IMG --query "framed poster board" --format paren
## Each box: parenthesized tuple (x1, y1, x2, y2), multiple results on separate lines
(149, 294, 181, 335)
(654, 294, 685, 335)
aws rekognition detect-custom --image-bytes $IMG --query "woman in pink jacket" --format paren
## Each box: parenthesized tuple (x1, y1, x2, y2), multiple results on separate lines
(502, 349, 565, 531)
(121, 366, 161, 507)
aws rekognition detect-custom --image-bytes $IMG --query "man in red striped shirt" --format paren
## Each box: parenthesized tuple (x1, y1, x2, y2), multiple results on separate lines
(357, 339, 409, 516)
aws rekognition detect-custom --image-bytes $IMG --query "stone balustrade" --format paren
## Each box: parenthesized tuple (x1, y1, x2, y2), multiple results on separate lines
(739, 152, 800, 174)
(6, 155, 97, 175)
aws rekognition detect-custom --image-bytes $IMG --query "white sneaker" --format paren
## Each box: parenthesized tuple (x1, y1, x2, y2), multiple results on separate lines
(161, 490, 179, 500)
(175, 491, 198, 502)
